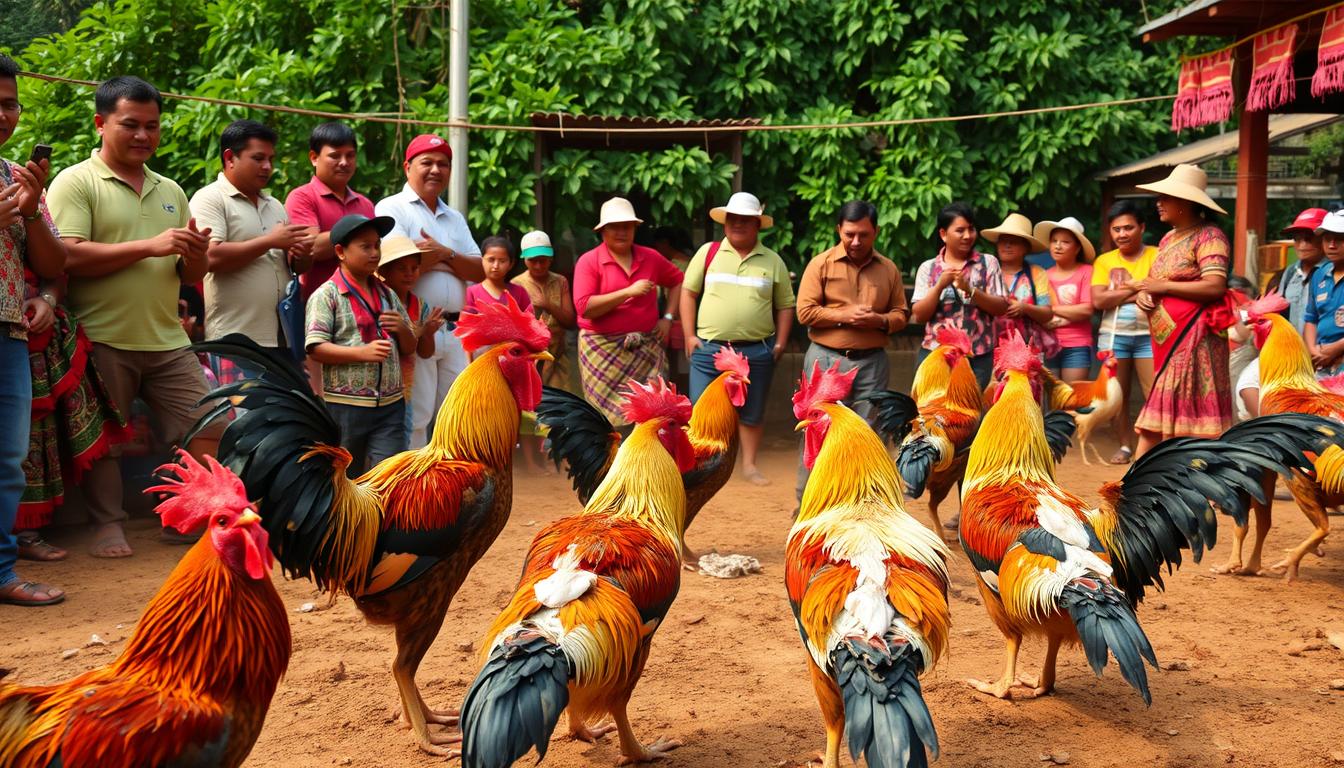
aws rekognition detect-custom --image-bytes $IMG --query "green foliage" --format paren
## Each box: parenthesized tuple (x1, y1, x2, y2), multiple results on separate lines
(5, 0, 1182, 269)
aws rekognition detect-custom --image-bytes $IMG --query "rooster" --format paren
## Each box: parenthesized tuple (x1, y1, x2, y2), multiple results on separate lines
(188, 296, 551, 755)
(458, 379, 695, 767)
(1060, 351, 1122, 466)
(537, 344, 749, 566)
(868, 326, 981, 538)
(959, 330, 1340, 702)
(788, 362, 951, 768)
(0, 451, 290, 768)
(1221, 293, 1344, 581)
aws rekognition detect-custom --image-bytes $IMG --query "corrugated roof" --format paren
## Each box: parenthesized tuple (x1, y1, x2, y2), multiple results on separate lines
(528, 112, 760, 152)
(1095, 113, 1342, 181)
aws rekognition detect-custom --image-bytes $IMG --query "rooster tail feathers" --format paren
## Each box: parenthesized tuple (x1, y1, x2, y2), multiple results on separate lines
(535, 387, 620, 502)
(896, 436, 940, 498)
(1060, 578, 1157, 705)
(866, 391, 920, 446)
(460, 631, 573, 768)
(1043, 410, 1077, 463)
(831, 636, 938, 768)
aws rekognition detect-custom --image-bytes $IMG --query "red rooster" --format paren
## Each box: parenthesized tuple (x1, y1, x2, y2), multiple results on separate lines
(537, 344, 749, 566)
(959, 331, 1338, 702)
(789, 362, 951, 768)
(458, 379, 695, 767)
(0, 451, 290, 768)
(189, 296, 551, 755)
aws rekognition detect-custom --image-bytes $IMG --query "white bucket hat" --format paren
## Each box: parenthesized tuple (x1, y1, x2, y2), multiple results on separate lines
(981, 212, 1045, 251)
(710, 191, 773, 229)
(520, 230, 554, 259)
(592, 197, 644, 231)
(1034, 216, 1096, 262)
(1316, 210, 1344, 235)
(1135, 163, 1228, 215)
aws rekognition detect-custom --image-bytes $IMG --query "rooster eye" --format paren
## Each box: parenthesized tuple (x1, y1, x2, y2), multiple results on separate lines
(509, 346, 523, 357)
(216, 515, 228, 527)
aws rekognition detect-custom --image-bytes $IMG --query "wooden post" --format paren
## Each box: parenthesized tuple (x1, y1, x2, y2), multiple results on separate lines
(1234, 41, 1268, 278)
(532, 134, 545, 230)
(731, 134, 744, 193)
(1098, 182, 1116, 253)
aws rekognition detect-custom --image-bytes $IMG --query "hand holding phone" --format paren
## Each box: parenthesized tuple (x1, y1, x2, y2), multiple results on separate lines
(28, 144, 53, 165)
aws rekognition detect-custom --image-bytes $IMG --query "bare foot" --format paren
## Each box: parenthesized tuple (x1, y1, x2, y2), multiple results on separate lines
(89, 523, 133, 558)
(617, 736, 683, 765)
(571, 722, 617, 742)
(741, 467, 770, 487)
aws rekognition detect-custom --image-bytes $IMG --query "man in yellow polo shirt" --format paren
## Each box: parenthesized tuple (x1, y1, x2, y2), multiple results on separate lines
(46, 76, 218, 559)
(679, 191, 795, 487)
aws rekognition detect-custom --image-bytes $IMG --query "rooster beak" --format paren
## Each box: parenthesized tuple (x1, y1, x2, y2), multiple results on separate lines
(533, 351, 555, 362)
(236, 509, 262, 528)
(794, 419, 809, 432)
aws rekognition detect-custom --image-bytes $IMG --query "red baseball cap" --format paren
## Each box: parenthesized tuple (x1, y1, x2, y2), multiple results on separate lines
(1283, 207, 1328, 235)
(405, 134, 451, 163)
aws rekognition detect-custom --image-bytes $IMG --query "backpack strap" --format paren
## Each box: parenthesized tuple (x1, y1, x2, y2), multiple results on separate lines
(704, 239, 722, 272)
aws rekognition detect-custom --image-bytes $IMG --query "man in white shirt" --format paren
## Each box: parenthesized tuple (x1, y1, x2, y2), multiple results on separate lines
(374, 134, 483, 448)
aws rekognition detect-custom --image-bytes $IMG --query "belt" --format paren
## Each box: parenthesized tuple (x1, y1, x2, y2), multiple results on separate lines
(816, 342, 884, 360)
(706, 338, 767, 347)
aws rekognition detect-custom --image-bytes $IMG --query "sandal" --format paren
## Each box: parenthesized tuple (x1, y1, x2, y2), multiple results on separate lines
(16, 533, 68, 562)
(0, 580, 66, 607)
(1110, 446, 1134, 465)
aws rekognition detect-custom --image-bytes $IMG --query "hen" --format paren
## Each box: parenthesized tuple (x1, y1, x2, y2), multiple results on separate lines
(1060, 351, 1122, 466)
(458, 379, 695, 767)
(0, 451, 290, 768)
(537, 344, 749, 566)
(789, 362, 951, 768)
(959, 330, 1339, 702)
(188, 296, 551, 755)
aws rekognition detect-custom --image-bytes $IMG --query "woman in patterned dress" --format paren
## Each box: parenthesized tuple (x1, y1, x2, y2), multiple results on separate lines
(1128, 164, 1234, 457)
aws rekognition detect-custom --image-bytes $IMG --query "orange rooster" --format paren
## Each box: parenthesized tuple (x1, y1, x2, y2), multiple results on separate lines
(458, 379, 695, 767)
(189, 296, 551, 755)
(868, 326, 981, 539)
(1221, 293, 1344, 581)
(537, 344, 749, 566)
(0, 451, 290, 768)
(959, 330, 1338, 702)
(788, 362, 951, 768)
(1058, 351, 1122, 466)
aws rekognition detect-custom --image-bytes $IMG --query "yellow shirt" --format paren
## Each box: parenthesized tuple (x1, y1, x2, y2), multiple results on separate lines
(47, 151, 192, 351)
(683, 238, 795, 341)
(1092, 245, 1157, 335)
(191, 173, 291, 346)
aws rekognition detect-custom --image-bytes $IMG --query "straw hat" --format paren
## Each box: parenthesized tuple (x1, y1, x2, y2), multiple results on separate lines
(1135, 163, 1228, 215)
(377, 234, 425, 270)
(592, 197, 644, 231)
(710, 192, 773, 229)
(1033, 216, 1096, 262)
(520, 230, 554, 259)
(981, 213, 1044, 250)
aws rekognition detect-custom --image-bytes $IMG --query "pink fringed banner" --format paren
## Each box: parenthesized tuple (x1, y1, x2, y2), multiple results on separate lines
(1197, 49, 1235, 124)
(1247, 24, 1298, 111)
(1171, 57, 1202, 130)
(1312, 7, 1344, 98)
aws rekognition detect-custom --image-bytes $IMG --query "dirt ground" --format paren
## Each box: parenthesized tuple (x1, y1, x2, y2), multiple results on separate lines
(6, 436, 1344, 768)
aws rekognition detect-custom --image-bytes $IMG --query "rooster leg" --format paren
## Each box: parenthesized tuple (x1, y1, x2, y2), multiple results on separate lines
(805, 658, 844, 768)
(392, 615, 459, 756)
(969, 632, 1037, 699)
(1015, 633, 1061, 697)
(1270, 491, 1329, 583)
(569, 711, 617, 742)
(611, 697, 682, 765)
(413, 686, 459, 726)
(679, 541, 700, 571)
(1079, 435, 1092, 466)
(1214, 475, 1274, 576)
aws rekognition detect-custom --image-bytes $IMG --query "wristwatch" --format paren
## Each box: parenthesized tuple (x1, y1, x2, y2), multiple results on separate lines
(39, 292, 57, 306)
(23, 209, 42, 222)
(662, 312, 675, 321)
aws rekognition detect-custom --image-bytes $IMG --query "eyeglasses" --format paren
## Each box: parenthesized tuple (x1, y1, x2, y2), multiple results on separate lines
(0, 101, 22, 116)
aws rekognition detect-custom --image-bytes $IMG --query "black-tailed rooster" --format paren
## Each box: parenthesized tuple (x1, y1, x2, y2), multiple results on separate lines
(959, 330, 1340, 703)
(789, 362, 951, 768)
(458, 379, 695, 767)
(0, 451, 290, 768)
(537, 344, 749, 566)
(188, 296, 551, 755)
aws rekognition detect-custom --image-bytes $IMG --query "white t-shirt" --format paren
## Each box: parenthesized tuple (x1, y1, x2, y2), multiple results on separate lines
(1234, 357, 1260, 423)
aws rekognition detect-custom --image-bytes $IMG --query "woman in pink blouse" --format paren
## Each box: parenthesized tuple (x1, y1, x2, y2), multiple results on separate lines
(1035, 217, 1096, 383)
(572, 197, 683, 425)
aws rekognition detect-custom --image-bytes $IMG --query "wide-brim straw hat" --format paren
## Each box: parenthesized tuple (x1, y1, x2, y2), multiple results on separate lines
(709, 191, 773, 229)
(1034, 216, 1096, 262)
(1135, 163, 1228, 215)
(592, 197, 645, 231)
(981, 212, 1045, 251)
(377, 234, 426, 270)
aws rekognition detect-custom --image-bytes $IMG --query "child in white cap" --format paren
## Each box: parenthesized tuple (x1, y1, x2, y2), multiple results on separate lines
(511, 230, 576, 473)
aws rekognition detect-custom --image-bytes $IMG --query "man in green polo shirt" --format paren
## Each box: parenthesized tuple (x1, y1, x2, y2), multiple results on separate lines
(680, 191, 795, 487)
(46, 76, 218, 559)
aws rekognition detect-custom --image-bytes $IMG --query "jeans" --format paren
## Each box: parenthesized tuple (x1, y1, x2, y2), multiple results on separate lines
(795, 342, 891, 501)
(328, 400, 407, 476)
(1, 335, 33, 587)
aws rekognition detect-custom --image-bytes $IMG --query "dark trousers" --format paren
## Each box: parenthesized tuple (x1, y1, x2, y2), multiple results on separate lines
(328, 400, 407, 476)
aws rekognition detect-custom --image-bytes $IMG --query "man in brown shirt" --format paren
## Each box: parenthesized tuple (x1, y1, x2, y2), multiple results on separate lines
(794, 200, 909, 502)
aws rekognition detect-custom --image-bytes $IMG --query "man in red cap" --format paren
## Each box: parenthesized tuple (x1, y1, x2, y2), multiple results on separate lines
(374, 134, 483, 448)
(1273, 207, 1328, 333)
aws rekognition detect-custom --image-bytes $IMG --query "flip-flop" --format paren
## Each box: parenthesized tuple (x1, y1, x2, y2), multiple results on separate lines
(1110, 446, 1134, 465)
(16, 534, 67, 562)
(0, 580, 66, 607)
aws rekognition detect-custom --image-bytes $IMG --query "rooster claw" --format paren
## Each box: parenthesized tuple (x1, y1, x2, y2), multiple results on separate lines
(617, 737, 682, 765)
(415, 739, 459, 758)
(571, 722, 617, 743)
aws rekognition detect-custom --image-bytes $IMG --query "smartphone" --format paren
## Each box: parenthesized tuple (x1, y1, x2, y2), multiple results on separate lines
(28, 144, 53, 165)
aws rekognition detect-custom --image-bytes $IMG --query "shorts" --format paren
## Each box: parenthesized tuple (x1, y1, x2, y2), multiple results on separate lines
(1048, 345, 1094, 370)
(689, 337, 776, 426)
(1100, 333, 1152, 360)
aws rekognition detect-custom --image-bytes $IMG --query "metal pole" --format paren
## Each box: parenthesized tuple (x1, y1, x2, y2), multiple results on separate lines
(448, 0, 469, 213)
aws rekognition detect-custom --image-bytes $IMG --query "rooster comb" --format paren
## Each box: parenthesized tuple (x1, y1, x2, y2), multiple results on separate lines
(1098, 349, 1114, 363)
(713, 344, 750, 378)
(1245, 291, 1289, 321)
(792, 361, 858, 419)
(620, 377, 693, 426)
(993, 328, 1040, 377)
(935, 325, 973, 355)
(454, 294, 551, 354)
(146, 450, 251, 534)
